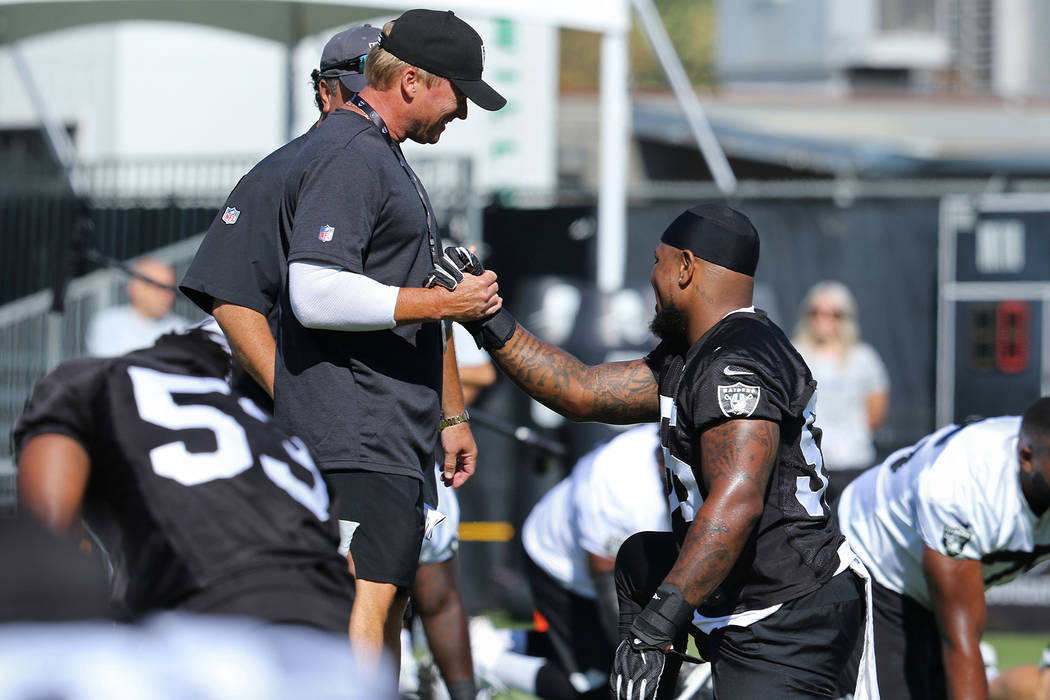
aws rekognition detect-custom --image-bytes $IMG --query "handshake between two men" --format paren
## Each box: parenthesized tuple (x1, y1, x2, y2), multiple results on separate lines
(424, 246, 517, 351)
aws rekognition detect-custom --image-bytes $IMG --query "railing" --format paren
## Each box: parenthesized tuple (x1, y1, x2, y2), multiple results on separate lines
(4, 155, 477, 210)
(0, 154, 479, 306)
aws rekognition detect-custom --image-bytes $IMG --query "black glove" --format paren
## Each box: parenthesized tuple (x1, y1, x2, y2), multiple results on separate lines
(423, 245, 516, 350)
(422, 245, 484, 290)
(445, 246, 484, 276)
(611, 637, 666, 700)
(610, 583, 696, 700)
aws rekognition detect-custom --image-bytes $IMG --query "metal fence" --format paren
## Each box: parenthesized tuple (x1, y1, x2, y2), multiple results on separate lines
(0, 155, 478, 307)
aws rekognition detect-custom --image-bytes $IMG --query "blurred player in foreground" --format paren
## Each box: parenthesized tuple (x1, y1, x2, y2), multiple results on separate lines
(447, 204, 873, 699)
(14, 321, 355, 632)
(991, 642, 1050, 700)
(838, 398, 1050, 700)
(0, 612, 396, 700)
(470, 424, 672, 699)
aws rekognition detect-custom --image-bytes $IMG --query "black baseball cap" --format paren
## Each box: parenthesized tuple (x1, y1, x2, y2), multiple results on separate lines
(320, 24, 382, 94)
(381, 9, 506, 112)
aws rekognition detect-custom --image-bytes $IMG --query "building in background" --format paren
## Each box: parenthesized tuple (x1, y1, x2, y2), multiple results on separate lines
(716, 0, 1050, 99)
(615, 0, 1050, 186)
(0, 13, 559, 203)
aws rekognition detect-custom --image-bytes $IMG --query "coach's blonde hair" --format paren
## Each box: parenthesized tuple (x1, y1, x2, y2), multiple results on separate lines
(365, 20, 444, 91)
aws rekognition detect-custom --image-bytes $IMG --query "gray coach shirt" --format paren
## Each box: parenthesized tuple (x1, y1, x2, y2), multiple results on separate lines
(276, 108, 442, 479)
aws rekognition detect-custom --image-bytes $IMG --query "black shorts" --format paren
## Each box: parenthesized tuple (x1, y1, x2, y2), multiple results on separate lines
(615, 530, 864, 699)
(524, 552, 615, 678)
(707, 570, 864, 698)
(859, 580, 946, 700)
(327, 471, 424, 592)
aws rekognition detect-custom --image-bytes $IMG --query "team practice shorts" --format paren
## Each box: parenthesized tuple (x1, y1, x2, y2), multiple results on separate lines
(329, 471, 425, 591)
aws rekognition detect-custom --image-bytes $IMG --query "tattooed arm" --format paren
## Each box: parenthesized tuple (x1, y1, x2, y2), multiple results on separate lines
(664, 419, 779, 606)
(487, 323, 660, 424)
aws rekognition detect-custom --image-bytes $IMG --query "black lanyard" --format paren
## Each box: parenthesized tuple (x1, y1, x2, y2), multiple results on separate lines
(349, 93, 440, 265)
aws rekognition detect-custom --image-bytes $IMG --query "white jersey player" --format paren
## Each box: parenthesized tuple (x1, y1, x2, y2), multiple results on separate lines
(473, 424, 671, 699)
(838, 398, 1050, 700)
(523, 424, 671, 599)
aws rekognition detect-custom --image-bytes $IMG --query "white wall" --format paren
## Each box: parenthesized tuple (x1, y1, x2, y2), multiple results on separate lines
(0, 14, 558, 194)
(1, 21, 284, 159)
(400, 16, 559, 195)
(994, 0, 1050, 98)
(1, 23, 121, 159)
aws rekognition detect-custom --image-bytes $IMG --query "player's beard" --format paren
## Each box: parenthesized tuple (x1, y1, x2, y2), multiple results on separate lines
(650, 302, 689, 346)
(1029, 466, 1050, 513)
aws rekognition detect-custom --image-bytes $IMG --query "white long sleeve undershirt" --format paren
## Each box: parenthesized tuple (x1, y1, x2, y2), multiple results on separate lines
(288, 260, 399, 331)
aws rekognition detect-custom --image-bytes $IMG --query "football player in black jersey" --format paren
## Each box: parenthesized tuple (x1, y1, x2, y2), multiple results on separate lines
(450, 205, 870, 699)
(14, 322, 355, 634)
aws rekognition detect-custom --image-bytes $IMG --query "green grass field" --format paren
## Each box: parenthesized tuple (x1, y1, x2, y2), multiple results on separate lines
(986, 631, 1047, 670)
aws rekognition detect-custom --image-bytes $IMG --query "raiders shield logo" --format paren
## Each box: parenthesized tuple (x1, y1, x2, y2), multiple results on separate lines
(942, 524, 973, 557)
(717, 383, 760, 417)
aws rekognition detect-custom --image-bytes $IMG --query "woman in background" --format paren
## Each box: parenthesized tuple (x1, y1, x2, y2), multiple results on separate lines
(793, 280, 890, 504)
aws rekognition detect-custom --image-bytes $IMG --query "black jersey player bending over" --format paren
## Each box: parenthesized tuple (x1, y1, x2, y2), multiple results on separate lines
(451, 204, 874, 700)
(14, 321, 354, 634)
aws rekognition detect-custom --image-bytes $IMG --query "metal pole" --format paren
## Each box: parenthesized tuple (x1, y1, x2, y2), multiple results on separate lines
(631, 0, 737, 195)
(10, 42, 83, 197)
(285, 4, 304, 142)
(597, 27, 630, 293)
(285, 40, 296, 141)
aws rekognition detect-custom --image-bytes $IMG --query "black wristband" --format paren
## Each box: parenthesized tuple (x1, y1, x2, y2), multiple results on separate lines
(462, 308, 517, 350)
(629, 583, 695, 649)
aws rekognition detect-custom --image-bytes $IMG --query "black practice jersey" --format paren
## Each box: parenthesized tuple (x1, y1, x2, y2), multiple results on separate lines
(646, 309, 842, 617)
(181, 131, 311, 324)
(14, 331, 353, 630)
(275, 108, 442, 477)
(180, 132, 313, 410)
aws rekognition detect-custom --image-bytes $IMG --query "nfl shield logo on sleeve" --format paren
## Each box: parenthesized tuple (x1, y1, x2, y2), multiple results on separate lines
(222, 207, 240, 225)
(319, 225, 335, 242)
(717, 383, 761, 417)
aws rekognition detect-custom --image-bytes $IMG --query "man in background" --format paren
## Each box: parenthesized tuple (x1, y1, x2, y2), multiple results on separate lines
(180, 24, 381, 405)
(87, 256, 188, 356)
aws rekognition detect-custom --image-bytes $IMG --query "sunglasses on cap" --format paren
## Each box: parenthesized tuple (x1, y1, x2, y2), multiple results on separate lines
(323, 54, 367, 74)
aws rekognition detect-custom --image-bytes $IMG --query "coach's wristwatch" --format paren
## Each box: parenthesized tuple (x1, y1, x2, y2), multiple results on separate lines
(439, 411, 470, 430)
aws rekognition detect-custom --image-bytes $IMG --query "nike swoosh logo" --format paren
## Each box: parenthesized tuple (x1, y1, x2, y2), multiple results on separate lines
(723, 366, 753, 376)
